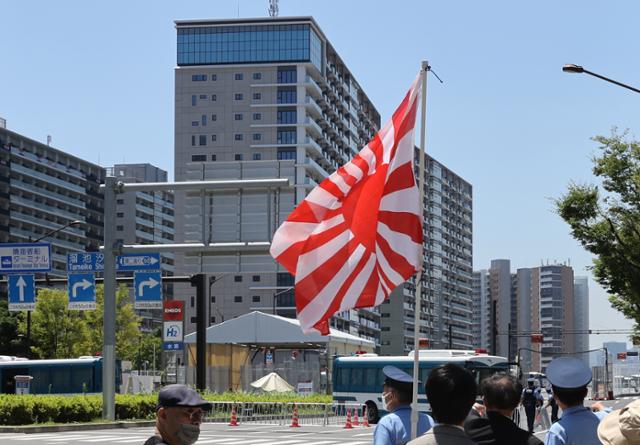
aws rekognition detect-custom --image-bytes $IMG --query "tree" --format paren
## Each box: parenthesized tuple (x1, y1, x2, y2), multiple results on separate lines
(132, 327, 162, 371)
(556, 131, 640, 326)
(78, 284, 142, 361)
(24, 288, 89, 359)
(0, 299, 25, 356)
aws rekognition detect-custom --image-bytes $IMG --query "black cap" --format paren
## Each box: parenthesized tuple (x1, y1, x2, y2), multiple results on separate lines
(157, 384, 212, 411)
(383, 366, 415, 393)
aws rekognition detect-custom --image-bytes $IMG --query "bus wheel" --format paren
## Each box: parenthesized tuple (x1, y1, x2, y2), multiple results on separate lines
(366, 401, 379, 424)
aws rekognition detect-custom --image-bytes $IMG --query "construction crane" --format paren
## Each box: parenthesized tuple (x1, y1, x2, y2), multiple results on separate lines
(269, 0, 279, 18)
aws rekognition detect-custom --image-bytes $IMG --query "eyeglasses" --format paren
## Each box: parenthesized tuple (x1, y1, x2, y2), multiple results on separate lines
(180, 408, 204, 422)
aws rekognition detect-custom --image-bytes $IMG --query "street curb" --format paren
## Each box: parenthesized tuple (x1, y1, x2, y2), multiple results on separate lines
(0, 420, 155, 434)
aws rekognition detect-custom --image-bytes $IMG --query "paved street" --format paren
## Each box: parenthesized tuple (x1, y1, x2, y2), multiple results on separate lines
(0, 423, 373, 445)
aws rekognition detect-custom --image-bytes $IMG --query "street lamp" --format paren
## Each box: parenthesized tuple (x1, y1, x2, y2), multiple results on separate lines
(562, 64, 640, 94)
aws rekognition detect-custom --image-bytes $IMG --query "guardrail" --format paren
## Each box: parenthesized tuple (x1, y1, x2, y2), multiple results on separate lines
(203, 401, 368, 427)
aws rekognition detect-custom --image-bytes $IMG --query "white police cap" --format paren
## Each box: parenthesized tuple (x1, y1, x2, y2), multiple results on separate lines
(546, 357, 592, 389)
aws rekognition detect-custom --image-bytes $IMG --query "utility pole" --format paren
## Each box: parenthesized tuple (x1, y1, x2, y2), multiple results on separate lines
(190, 273, 208, 391)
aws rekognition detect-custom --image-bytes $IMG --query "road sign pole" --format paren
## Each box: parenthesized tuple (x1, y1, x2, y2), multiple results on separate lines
(103, 177, 118, 421)
(190, 273, 207, 391)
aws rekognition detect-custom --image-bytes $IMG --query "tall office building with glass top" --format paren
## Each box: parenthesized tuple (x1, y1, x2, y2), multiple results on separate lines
(173, 17, 382, 345)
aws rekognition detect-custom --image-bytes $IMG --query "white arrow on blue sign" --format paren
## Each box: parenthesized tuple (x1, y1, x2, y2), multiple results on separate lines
(67, 252, 161, 272)
(8, 274, 36, 311)
(117, 254, 161, 271)
(134, 271, 162, 309)
(67, 273, 96, 310)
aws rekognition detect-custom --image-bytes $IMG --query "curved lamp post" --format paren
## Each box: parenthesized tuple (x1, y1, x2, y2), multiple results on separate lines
(562, 64, 640, 94)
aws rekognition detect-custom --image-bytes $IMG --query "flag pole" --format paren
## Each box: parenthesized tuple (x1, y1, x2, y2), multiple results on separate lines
(411, 60, 429, 440)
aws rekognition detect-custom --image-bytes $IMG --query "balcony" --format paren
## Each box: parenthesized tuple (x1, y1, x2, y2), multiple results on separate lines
(305, 75, 323, 98)
(304, 136, 323, 158)
(304, 116, 323, 138)
(305, 95, 323, 119)
(300, 156, 330, 179)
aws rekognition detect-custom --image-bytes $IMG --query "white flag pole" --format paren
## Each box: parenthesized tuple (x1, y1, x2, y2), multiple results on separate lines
(411, 60, 429, 440)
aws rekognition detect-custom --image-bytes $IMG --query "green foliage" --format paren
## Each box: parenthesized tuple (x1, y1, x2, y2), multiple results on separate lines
(556, 130, 640, 326)
(0, 299, 25, 356)
(132, 328, 162, 371)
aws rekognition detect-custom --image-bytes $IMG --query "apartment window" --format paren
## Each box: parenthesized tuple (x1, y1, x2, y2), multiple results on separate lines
(116, 199, 124, 204)
(235, 73, 243, 80)
(234, 275, 243, 282)
(235, 154, 243, 161)
(235, 93, 243, 101)
(116, 212, 124, 218)
(199, 94, 207, 99)
(210, 316, 216, 324)
(277, 149, 296, 160)
(253, 113, 262, 120)
(253, 72, 262, 80)
(199, 135, 207, 146)
(277, 67, 297, 84)
(252, 153, 262, 160)
(211, 94, 217, 101)
(234, 296, 243, 303)
(277, 109, 297, 124)
(190, 297, 195, 308)
(201, 115, 207, 126)
(277, 128, 297, 144)
(211, 74, 217, 81)
(252, 296, 261, 303)
(234, 113, 243, 121)
(192, 74, 207, 81)
(234, 134, 243, 141)
(252, 275, 261, 282)
(116, 225, 123, 231)
(211, 134, 217, 141)
(211, 295, 216, 303)
(191, 155, 206, 162)
(252, 133, 262, 141)
(190, 317, 196, 323)
(253, 92, 262, 100)
(277, 88, 296, 104)
(191, 95, 197, 106)
(191, 121, 199, 127)
(211, 154, 217, 161)
(191, 135, 196, 146)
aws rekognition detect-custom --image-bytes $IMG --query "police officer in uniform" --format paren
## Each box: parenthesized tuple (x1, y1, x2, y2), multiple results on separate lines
(544, 357, 610, 445)
(374, 366, 434, 445)
(521, 379, 542, 433)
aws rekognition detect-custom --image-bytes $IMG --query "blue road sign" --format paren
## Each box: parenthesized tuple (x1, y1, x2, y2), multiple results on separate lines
(134, 271, 162, 309)
(8, 274, 36, 311)
(117, 254, 161, 271)
(67, 273, 96, 310)
(0, 243, 51, 273)
(67, 252, 104, 272)
(163, 342, 184, 351)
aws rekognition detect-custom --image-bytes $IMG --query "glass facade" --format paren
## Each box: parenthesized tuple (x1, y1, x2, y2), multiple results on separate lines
(177, 23, 323, 71)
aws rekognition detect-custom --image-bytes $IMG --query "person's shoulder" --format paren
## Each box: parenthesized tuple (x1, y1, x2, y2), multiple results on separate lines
(527, 434, 544, 445)
(143, 436, 168, 445)
(464, 415, 495, 445)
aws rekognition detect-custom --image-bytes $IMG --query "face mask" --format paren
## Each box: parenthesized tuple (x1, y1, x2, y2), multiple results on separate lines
(176, 424, 200, 445)
(381, 392, 390, 411)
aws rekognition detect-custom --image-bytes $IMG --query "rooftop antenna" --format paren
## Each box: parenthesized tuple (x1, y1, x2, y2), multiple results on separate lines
(268, 0, 279, 17)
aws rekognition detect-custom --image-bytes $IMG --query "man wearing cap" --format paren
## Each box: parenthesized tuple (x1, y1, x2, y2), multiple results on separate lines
(144, 384, 212, 445)
(374, 366, 434, 445)
(598, 399, 640, 445)
(544, 357, 609, 445)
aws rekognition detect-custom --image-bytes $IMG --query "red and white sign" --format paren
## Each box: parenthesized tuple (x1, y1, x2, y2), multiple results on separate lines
(163, 300, 184, 321)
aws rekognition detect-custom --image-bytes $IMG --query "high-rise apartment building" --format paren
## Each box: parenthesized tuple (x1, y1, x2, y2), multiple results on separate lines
(0, 125, 104, 275)
(172, 17, 382, 342)
(472, 270, 492, 351)
(379, 154, 473, 354)
(108, 163, 175, 332)
(573, 276, 589, 367)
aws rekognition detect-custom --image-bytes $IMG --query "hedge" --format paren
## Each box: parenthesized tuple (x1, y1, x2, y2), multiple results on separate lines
(0, 392, 332, 425)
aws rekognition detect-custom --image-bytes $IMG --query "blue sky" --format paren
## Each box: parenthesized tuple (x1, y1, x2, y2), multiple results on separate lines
(3, 0, 639, 349)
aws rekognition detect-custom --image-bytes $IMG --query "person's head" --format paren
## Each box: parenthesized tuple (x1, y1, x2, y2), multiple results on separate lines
(481, 374, 522, 416)
(598, 399, 640, 445)
(552, 385, 588, 409)
(527, 379, 535, 388)
(546, 356, 592, 409)
(425, 364, 477, 426)
(381, 366, 414, 412)
(155, 384, 212, 445)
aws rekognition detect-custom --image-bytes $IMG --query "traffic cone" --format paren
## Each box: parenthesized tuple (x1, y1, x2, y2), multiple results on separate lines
(363, 406, 370, 427)
(344, 408, 353, 429)
(290, 403, 301, 428)
(229, 405, 239, 426)
(353, 407, 360, 426)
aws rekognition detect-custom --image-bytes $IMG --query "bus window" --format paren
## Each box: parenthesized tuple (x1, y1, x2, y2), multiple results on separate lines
(352, 368, 364, 389)
(365, 367, 378, 388)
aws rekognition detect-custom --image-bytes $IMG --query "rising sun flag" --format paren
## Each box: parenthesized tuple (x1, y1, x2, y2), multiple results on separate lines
(270, 74, 424, 334)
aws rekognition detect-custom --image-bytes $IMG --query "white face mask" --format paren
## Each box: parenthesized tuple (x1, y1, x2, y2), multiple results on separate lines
(381, 392, 390, 411)
(176, 424, 200, 445)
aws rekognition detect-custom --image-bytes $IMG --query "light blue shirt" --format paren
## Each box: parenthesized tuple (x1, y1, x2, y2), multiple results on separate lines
(544, 405, 608, 445)
(373, 405, 434, 445)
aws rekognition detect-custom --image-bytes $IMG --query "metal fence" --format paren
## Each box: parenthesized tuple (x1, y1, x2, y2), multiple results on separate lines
(203, 401, 369, 427)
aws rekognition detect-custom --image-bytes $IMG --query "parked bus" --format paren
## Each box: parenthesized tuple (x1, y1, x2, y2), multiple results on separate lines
(333, 349, 509, 423)
(0, 357, 121, 394)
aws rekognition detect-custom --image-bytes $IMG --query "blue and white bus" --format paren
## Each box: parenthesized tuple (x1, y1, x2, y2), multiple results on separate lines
(332, 349, 509, 423)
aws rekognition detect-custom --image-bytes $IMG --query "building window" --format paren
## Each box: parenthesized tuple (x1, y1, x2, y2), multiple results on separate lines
(211, 154, 217, 161)
(116, 212, 124, 218)
(235, 93, 244, 101)
(116, 225, 123, 231)
(191, 121, 199, 127)
(252, 153, 262, 161)
(190, 297, 195, 308)
(253, 72, 262, 80)
(191, 95, 197, 106)
(277, 149, 296, 160)
(234, 296, 243, 303)
(234, 134, 243, 141)
(252, 133, 262, 141)
(277, 67, 297, 84)
(234, 275, 243, 282)
(199, 94, 207, 99)
(277, 128, 297, 144)
(235, 73, 243, 80)
(235, 154, 243, 161)
(191, 155, 206, 162)
(277, 109, 297, 124)
(211, 134, 217, 141)
(253, 113, 262, 120)
(211, 94, 217, 101)
(277, 88, 296, 104)
(192, 74, 207, 81)
(201, 115, 207, 126)
(190, 317, 196, 323)
(252, 295, 261, 303)
(211, 114, 217, 121)
(116, 199, 124, 204)
(234, 113, 243, 121)
(211, 295, 216, 303)
(211, 74, 217, 81)
(252, 275, 261, 282)
(253, 92, 262, 100)
(191, 135, 196, 146)
(210, 316, 216, 324)
(199, 135, 207, 146)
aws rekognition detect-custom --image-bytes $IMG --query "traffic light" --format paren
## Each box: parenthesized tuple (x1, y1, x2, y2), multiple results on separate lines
(418, 338, 429, 348)
(531, 334, 544, 343)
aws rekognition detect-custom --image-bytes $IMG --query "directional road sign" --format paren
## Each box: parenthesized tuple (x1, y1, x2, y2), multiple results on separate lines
(134, 271, 162, 309)
(67, 252, 104, 273)
(8, 274, 36, 311)
(0, 243, 51, 274)
(68, 273, 96, 310)
(117, 253, 161, 271)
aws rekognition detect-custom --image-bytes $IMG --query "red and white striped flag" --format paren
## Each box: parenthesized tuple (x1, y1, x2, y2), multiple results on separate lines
(270, 74, 424, 334)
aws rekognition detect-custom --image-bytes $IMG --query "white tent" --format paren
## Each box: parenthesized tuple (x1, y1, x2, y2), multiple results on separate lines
(250, 372, 295, 392)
